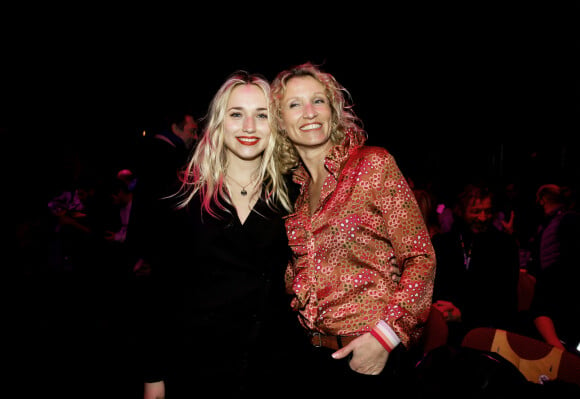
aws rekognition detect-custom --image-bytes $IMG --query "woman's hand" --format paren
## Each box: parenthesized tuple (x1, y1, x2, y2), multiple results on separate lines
(144, 381, 165, 399)
(331, 333, 389, 375)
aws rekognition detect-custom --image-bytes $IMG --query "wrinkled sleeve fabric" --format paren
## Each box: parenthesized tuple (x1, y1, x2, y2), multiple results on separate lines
(371, 149, 436, 347)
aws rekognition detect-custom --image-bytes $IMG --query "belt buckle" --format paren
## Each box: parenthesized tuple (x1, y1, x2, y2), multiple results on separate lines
(312, 332, 323, 347)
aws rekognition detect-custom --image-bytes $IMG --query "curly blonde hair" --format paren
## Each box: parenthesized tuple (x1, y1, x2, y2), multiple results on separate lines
(270, 62, 367, 174)
(175, 71, 292, 216)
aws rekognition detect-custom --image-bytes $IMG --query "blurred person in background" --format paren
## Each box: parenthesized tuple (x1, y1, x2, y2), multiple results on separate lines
(431, 183, 521, 345)
(528, 184, 580, 354)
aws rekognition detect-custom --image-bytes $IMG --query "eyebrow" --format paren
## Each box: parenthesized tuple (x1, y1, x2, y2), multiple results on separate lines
(285, 92, 327, 101)
(227, 106, 268, 111)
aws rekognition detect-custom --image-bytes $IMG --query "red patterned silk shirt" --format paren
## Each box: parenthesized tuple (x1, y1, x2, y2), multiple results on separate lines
(285, 136, 436, 348)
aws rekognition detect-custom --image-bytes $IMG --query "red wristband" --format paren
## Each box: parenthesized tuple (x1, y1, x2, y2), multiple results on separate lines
(371, 328, 394, 352)
(371, 320, 401, 352)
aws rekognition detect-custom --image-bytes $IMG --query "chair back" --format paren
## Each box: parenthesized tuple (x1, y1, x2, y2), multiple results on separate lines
(461, 327, 580, 387)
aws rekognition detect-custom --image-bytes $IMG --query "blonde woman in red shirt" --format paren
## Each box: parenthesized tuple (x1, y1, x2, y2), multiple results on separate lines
(271, 62, 436, 395)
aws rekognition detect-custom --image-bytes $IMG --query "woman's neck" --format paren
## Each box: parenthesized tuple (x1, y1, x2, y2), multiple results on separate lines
(297, 142, 332, 184)
(225, 158, 262, 224)
(226, 157, 261, 182)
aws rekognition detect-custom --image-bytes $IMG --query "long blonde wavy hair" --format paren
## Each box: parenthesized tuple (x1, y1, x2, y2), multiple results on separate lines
(175, 71, 292, 216)
(270, 62, 367, 174)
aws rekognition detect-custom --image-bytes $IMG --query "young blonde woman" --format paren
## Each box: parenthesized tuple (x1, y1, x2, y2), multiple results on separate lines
(141, 72, 297, 398)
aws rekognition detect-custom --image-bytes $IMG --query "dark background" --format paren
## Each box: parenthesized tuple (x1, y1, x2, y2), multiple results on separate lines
(7, 5, 578, 397)
(26, 3, 577, 205)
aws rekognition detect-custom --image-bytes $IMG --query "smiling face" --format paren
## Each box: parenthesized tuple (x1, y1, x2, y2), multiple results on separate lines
(464, 196, 494, 233)
(279, 75, 333, 153)
(223, 84, 270, 163)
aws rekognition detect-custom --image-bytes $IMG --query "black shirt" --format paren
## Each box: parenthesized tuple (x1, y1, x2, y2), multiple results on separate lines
(140, 192, 300, 394)
(432, 228, 520, 343)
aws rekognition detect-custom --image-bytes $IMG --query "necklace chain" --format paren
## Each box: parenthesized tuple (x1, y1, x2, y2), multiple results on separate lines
(227, 174, 256, 196)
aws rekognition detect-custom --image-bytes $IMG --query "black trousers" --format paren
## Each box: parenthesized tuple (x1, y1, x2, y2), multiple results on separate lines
(164, 334, 417, 398)
(296, 340, 416, 397)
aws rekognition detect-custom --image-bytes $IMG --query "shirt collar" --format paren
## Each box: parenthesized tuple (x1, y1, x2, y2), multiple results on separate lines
(291, 128, 364, 186)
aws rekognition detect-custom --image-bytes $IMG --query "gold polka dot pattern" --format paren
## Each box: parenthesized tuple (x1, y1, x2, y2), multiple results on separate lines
(285, 142, 436, 348)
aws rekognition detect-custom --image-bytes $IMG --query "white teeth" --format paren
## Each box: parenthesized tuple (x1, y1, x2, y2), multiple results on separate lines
(238, 137, 258, 142)
(300, 123, 321, 131)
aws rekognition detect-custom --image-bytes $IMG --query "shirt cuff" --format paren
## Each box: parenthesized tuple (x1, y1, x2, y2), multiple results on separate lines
(371, 320, 401, 352)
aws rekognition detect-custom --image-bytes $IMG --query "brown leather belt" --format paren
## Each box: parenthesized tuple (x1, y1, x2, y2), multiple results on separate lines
(310, 332, 358, 350)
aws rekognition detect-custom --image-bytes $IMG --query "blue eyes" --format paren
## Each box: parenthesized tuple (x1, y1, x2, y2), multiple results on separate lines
(229, 112, 268, 119)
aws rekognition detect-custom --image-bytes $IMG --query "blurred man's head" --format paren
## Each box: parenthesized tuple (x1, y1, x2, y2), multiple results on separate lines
(535, 184, 566, 215)
(456, 185, 495, 234)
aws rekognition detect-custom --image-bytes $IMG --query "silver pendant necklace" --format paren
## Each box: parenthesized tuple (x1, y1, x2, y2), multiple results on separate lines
(227, 175, 255, 196)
